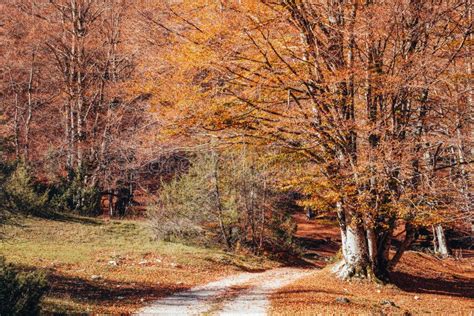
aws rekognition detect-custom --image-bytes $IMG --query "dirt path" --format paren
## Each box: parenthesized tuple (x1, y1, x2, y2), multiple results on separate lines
(138, 268, 313, 315)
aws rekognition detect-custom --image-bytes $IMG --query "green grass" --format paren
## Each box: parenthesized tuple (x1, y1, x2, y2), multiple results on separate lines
(1, 216, 270, 267)
(0, 215, 278, 313)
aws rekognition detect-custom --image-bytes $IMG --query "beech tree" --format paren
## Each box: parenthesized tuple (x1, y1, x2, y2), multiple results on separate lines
(148, 0, 473, 280)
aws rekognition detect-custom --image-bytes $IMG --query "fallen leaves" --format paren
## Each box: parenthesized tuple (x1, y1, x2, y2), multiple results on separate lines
(270, 252, 474, 315)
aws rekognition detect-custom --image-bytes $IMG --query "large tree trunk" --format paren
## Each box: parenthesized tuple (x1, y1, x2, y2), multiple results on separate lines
(333, 222, 371, 280)
(334, 220, 415, 282)
(333, 203, 415, 281)
(333, 202, 372, 279)
(372, 224, 394, 282)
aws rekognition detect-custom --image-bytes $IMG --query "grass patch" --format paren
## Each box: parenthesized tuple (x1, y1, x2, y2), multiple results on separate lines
(0, 215, 278, 313)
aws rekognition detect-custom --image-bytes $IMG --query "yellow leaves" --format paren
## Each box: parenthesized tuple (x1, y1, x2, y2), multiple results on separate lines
(167, 43, 216, 72)
(124, 0, 470, 234)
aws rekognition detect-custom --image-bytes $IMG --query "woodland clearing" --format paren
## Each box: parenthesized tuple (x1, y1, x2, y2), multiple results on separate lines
(0, 215, 278, 314)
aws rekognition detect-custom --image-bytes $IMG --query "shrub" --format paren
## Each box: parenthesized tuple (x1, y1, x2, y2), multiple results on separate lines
(4, 162, 49, 216)
(0, 257, 49, 316)
(148, 152, 227, 245)
(49, 170, 101, 216)
(0, 160, 15, 223)
(148, 150, 297, 254)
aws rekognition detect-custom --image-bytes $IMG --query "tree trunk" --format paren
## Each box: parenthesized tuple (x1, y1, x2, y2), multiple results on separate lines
(464, 0, 473, 233)
(366, 227, 377, 265)
(24, 52, 35, 161)
(333, 202, 372, 280)
(109, 190, 114, 217)
(212, 152, 232, 250)
(434, 224, 449, 257)
(432, 226, 438, 254)
(388, 223, 416, 269)
(333, 222, 371, 279)
(13, 93, 20, 159)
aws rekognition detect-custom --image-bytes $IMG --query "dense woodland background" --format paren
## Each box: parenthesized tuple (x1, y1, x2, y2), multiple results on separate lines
(0, 0, 472, 285)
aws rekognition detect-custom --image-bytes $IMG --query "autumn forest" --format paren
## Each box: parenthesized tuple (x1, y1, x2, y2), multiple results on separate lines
(0, 0, 473, 314)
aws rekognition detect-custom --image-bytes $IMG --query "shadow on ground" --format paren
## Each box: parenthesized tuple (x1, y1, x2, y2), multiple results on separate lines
(45, 272, 188, 312)
(391, 270, 474, 298)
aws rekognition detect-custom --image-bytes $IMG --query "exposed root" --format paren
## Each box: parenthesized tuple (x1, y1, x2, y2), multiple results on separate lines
(331, 260, 356, 280)
(331, 260, 385, 283)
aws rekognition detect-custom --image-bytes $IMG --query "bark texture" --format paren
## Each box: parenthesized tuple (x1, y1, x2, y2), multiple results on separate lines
(333, 203, 416, 282)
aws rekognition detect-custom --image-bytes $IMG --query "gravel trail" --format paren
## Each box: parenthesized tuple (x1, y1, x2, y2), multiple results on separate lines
(139, 267, 313, 315)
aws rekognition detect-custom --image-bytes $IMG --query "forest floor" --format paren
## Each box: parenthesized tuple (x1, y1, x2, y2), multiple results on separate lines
(270, 252, 474, 315)
(269, 214, 474, 315)
(1, 214, 473, 314)
(138, 213, 473, 315)
(0, 215, 279, 314)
